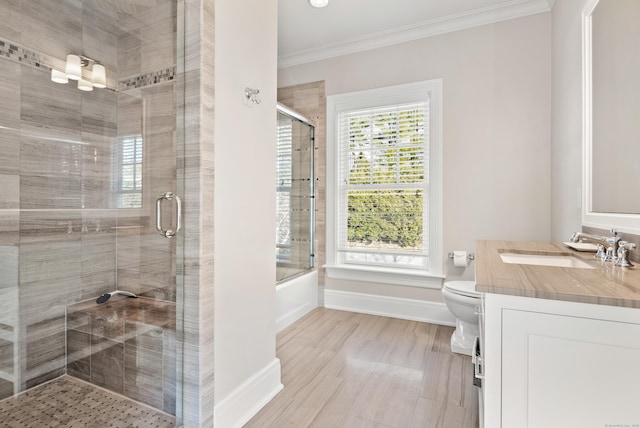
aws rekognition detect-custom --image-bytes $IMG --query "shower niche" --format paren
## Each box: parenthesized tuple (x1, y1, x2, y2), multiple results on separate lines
(276, 104, 315, 283)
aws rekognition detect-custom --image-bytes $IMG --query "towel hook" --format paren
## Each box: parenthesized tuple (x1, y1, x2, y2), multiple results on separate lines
(245, 87, 261, 104)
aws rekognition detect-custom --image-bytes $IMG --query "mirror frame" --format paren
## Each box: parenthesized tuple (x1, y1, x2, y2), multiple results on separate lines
(582, 0, 640, 234)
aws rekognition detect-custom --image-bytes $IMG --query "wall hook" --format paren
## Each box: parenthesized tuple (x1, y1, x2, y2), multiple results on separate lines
(245, 87, 261, 104)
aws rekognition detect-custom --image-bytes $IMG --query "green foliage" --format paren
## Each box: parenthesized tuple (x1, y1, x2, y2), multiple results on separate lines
(347, 190, 423, 248)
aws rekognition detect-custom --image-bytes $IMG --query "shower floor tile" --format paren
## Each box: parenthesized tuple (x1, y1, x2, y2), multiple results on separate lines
(0, 375, 176, 427)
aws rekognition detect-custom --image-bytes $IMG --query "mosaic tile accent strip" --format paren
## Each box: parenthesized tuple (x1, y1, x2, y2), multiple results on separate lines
(118, 67, 177, 91)
(0, 39, 51, 70)
(0, 375, 176, 428)
(0, 37, 176, 92)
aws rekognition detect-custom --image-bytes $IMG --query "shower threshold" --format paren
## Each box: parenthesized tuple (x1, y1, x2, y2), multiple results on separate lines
(0, 375, 176, 427)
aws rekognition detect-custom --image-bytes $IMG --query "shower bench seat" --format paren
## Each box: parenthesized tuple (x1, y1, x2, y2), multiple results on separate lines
(66, 296, 176, 415)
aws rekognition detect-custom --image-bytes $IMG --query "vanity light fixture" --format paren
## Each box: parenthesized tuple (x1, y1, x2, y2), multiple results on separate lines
(52, 54, 107, 91)
(91, 63, 106, 89)
(65, 54, 82, 80)
(50, 69, 68, 84)
(309, 0, 329, 8)
(77, 78, 93, 92)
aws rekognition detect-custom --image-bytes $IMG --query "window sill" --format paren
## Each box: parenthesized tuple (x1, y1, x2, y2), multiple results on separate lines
(324, 264, 444, 289)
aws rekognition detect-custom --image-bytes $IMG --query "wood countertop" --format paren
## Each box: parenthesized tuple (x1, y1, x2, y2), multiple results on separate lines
(475, 240, 640, 308)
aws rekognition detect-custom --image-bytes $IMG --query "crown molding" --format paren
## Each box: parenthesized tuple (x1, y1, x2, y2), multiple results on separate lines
(278, 0, 552, 68)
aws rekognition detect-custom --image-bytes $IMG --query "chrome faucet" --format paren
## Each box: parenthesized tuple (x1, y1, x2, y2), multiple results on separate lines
(613, 240, 636, 267)
(569, 230, 621, 261)
(569, 229, 634, 267)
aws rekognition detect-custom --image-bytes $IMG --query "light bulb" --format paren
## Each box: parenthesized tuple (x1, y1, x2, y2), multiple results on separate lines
(78, 78, 93, 92)
(65, 54, 82, 80)
(92, 63, 106, 88)
(51, 69, 68, 84)
(309, 0, 328, 7)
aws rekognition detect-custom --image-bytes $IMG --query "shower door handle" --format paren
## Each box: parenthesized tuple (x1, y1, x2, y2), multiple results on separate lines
(156, 192, 182, 238)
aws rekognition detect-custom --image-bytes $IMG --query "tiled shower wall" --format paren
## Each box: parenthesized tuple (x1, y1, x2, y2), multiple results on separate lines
(0, 0, 178, 400)
(278, 82, 327, 299)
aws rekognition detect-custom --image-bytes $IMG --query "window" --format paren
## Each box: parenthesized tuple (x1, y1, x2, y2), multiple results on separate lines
(327, 81, 443, 287)
(113, 135, 143, 209)
(276, 118, 293, 261)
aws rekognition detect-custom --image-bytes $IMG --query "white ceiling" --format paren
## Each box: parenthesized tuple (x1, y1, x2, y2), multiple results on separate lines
(278, 0, 554, 67)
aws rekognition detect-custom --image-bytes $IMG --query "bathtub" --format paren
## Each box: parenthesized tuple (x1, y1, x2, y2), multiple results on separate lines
(275, 270, 318, 332)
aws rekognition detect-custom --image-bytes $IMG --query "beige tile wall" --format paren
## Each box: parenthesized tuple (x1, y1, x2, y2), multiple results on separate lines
(180, 0, 216, 425)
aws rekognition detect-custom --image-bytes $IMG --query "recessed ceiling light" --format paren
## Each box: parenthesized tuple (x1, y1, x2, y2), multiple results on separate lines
(309, 0, 328, 8)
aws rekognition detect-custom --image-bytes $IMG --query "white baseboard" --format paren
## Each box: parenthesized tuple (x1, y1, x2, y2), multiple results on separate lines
(213, 358, 283, 428)
(324, 289, 456, 326)
(276, 271, 319, 332)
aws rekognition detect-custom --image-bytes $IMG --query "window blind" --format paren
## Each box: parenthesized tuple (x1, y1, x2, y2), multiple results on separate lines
(114, 135, 143, 209)
(336, 101, 430, 268)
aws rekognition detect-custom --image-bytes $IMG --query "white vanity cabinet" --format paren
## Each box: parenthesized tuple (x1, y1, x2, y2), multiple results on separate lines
(482, 293, 640, 428)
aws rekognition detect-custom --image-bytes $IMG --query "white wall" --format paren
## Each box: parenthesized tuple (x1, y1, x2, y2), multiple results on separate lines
(550, 0, 587, 241)
(279, 13, 552, 294)
(213, 0, 280, 423)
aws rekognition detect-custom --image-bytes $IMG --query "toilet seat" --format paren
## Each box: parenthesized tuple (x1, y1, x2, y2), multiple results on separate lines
(443, 281, 479, 298)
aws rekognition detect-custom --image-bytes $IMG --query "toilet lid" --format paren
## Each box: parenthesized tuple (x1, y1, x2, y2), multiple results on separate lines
(443, 281, 479, 298)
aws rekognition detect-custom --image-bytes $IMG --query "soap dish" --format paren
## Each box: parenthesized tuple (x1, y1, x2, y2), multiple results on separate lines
(563, 242, 599, 252)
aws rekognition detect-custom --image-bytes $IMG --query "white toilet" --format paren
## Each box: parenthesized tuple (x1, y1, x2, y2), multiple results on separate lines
(442, 281, 481, 356)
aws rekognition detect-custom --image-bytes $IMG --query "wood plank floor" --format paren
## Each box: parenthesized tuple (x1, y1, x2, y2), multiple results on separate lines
(245, 308, 479, 428)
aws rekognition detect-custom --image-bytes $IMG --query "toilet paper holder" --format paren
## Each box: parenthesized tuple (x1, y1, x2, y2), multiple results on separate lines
(448, 251, 475, 261)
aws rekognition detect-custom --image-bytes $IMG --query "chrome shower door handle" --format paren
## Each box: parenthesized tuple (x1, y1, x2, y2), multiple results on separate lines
(156, 192, 182, 238)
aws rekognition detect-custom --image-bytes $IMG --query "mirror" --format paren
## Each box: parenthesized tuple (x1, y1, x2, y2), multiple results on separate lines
(583, 0, 640, 233)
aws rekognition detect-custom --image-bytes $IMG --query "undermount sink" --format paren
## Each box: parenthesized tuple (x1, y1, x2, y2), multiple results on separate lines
(499, 252, 595, 269)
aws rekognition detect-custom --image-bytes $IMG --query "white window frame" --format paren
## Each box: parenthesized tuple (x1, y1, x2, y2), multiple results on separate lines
(325, 80, 443, 288)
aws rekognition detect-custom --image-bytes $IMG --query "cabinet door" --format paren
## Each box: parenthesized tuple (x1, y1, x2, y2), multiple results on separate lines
(502, 309, 640, 428)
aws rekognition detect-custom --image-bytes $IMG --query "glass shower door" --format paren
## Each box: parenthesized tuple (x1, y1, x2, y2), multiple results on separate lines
(276, 104, 315, 283)
(0, 0, 185, 424)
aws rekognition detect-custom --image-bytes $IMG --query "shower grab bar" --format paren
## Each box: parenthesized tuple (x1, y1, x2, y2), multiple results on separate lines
(156, 192, 182, 238)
